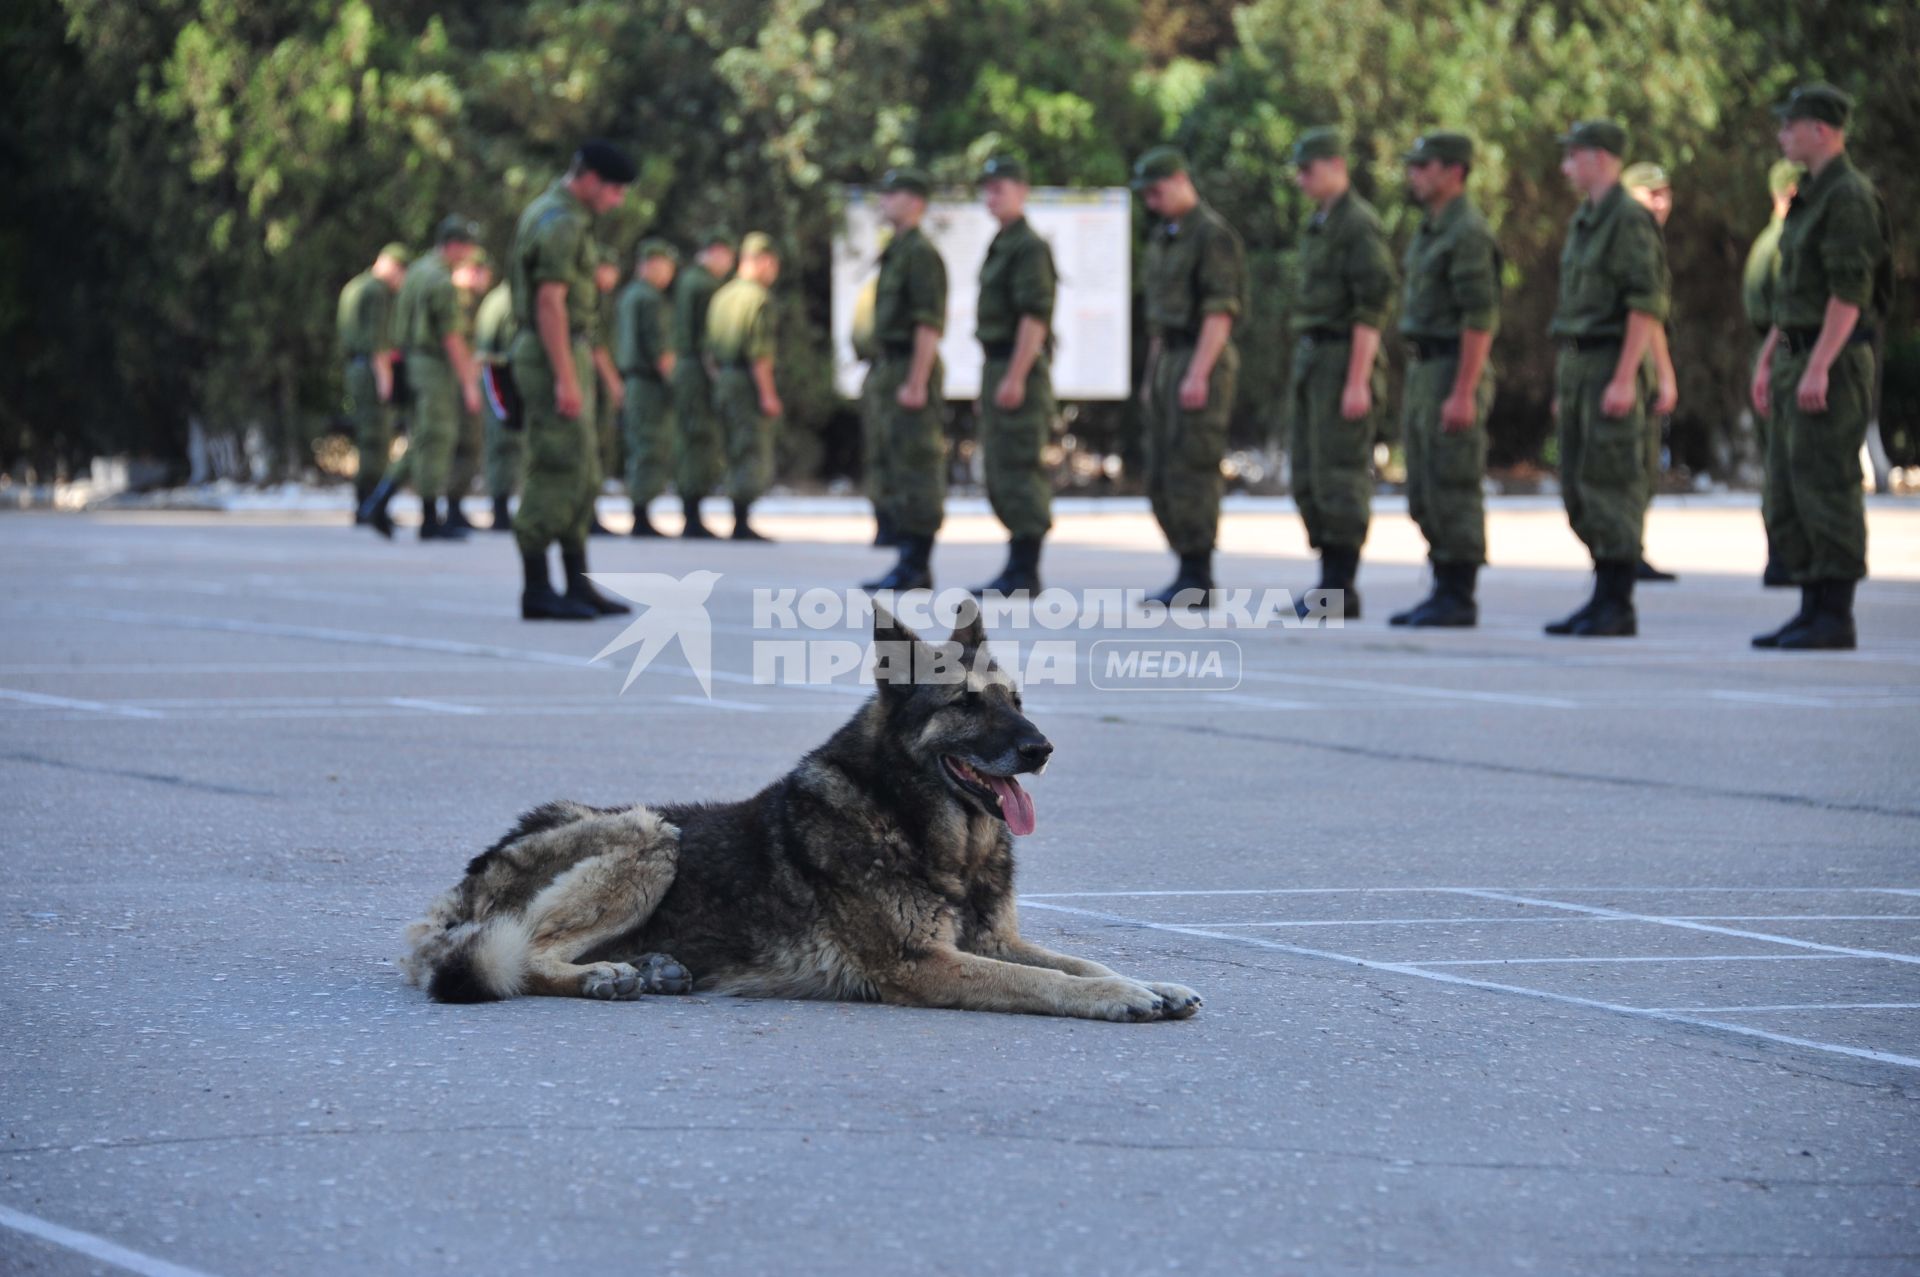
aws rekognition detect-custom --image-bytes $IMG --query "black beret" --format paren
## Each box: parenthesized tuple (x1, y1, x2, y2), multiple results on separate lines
(576, 139, 639, 184)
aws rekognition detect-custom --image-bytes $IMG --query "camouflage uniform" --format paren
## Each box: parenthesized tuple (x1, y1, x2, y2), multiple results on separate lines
(474, 281, 523, 504)
(615, 259, 677, 506)
(976, 209, 1058, 541)
(706, 272, 780, 506)
(390, 251, 464, 502)
(336, 261, 400, 505)
(865, 223, 949, 538)
(670, 260, 725, 503)
(445, 268, 489, 512)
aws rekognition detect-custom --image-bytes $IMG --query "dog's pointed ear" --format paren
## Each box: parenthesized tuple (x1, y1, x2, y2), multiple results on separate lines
(871, 600, 921, 647)
(948, 596, 987, 650)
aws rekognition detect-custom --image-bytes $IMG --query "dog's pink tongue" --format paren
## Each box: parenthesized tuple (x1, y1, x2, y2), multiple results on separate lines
(988, 775, 1036, 836)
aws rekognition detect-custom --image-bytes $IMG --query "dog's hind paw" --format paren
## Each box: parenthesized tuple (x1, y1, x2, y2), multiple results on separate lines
(631, 952, 693, 995)
(1145, 982, 1203, 1019)
(580, 962, 645, 1001)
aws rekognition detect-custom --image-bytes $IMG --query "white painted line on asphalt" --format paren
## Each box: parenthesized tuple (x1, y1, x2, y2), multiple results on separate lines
(1452, 889, 1920, 967)
(1879, 889, 1920, 898)
(1205, 692, 1317, 710)
(1646, 1002, 1920, 1014)
(0, 688, 165, 720)
(670, 694, 769, 712)
(1237, 668, 1581, 709)
(1024, 886, 1920, 899)
(1410, 954, 1850, 967)
(385, 697, 486, 716)
(1180, 914, 1920, 929)
(0, 1202, 223, 1277)
(1018, 900, 1920, 1072)
(1706, 689, 1838, 707)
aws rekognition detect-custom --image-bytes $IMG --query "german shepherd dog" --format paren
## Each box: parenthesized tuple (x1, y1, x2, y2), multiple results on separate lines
(401, 606, 1202, 1022)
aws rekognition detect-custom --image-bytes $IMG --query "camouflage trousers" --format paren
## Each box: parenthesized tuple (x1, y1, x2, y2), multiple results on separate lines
(394, 354, 457, 500)
(861, 363, 892, 517)
(447, 398, 484, 503)
(622, 374, 675, 504)
(714, 368, 778, 506)
(343, 357, 392, 504)
(482, 372, 525, 499)
(1766, 343, 1871, 582)
(863, 355, 947, 538)
(671, 360, 722, 500)
(1144, 340, 1237, 558)
(1402, 353, 1490, 567)
(979, 355, 1055, 540)
(510, 333, 600, 557)
(597, 389, 622, 492)
(1288, 337, 1379, 552)
(1555, 346, 1647, 564)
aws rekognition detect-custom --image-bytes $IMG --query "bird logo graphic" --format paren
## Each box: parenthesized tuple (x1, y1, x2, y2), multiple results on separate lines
(585, 571, 723, 697)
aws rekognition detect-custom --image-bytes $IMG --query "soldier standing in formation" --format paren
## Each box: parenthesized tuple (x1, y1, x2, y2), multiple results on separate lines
(671, 232, 735, 539)
(970, 156, 1057, 597)
(1750, 84, 1890, 651)
(1621, 161, 1681, 584)
(1288, 128, 1397, 618)
(358, 216, 485, 541)
(506, 141, 636, 620)
(860, 168, 949, 594)
(706, 232, 785, 542)
(852, 265, 892, 547)
(472, 273, 520, 531)
(587, 245, 624, 536)
(1543, 120, 1670, 639)
(443, 247, 494, 534)
(615, 239, 680, 537)
(1391, 132, 1500, 629)
(1132, 146, 1245, 608)
(1743, 159, 1802, 589)
(337, 242, 409, 515)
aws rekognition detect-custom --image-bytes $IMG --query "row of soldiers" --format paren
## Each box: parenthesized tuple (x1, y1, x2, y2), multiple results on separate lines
(1120, 81, 1887, 650)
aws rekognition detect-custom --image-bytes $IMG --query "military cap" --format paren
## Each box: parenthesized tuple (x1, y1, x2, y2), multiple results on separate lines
(1292, 127, 1347, 167)
(1402, 131, 1474, 167)
(1130, 146, 1187, 190)
(377, 241, 412, 265)
(1621, 161, 1671, 192)
(740, 231, 779, 258)
(435, 215, 481, 245)
(978, 155, 1028, 184)
(1774, 82, 1852, 128)
(575, 138, 639, 184)
(636, 237, 680, 264)
(700, 229, 736, 250)
(1557, 120, 1628, 156)
(879, 167, 932, 197)
(1768, 158, 1804, 197)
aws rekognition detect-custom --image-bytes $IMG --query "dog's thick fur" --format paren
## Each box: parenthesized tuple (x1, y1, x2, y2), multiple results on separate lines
(401, 607, 1201, 1022)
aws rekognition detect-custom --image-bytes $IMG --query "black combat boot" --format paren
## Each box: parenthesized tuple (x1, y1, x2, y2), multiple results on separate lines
(1407, 563, 1478, 628)
(1774, 580, 1857, 650)
(1570, 559, 1637, 637)
(419, 501, 469, 541)
(630, 499, 663, 537)
(1752, 585, 1816, 649)
(1544, 570, 1602, 635)
(1389, 567, 1443, 627)
(730, 498, 772, 542)
(443, 496, 475, 534)
(1145, 552, 1214, 609)
(1761, 559, 1791, 588)
(1297, 546, 1361, 620)
(1636, 557, 1677, 583)
(681, 494, 718, 539)
(872, 510, 899, 548)
(861, 534, 934, 593)
(357, 476, 397, 540)
(562, 547, 632, 616)
(971, 537, 1043, 597)
(521, 550, 596, 621)
(490, 494, 514, 532)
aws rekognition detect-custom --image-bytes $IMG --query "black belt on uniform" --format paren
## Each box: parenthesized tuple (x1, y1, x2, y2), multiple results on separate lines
(879, 340, 915, 359)
(1405, 336, 1460, 361)
(1779, 326, 1875, 356)
(1296, 327, 1348, 345)
(1557, 335, 1620, 353)
(980, 339, 1015, 359)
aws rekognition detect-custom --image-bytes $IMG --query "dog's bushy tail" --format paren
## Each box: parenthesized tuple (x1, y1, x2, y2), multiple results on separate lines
(400, 892, 532, 1003)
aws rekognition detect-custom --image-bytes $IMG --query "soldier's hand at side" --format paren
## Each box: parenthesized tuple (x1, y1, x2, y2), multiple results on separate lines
(375, 366, 394, 404)
(462, 383, 483, 417)
(897, 380, 928, 411)
(605, 380, 626, 413)
(556, 379, 583, 419)
(1340, 381, 1372, 422)
(1440, 391, 1476, 434)
(1600, 376, 1637, 419)
(1796, 364, 1829, 413)
(1178, 373, 1209, 412)
(1750, 364, 1771, 416)
(994, 373, 1026, 411)
(1137, 380, 1153, 412)
(1654, 377, 1679, 416)
(760, 390, 784, 419)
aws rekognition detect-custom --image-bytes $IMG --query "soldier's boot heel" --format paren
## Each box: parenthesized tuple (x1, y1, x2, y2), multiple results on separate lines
(1570, 560, 1637, 637)
(630, 500, 663, 537)
(427, 500, 470, 541)
(562, 548, 632, 616)
(1753, 585, 1816, 649)
(490, 495, 514, 532)
(1775, 580, 1857, 650)
(681, 495, 718, 539)
(863, 535, 934, 593)
(1544, 571, 1602, 635)
(1408, 564, 1478, 628)
(357, 477, 397, 540)
(872, 511, 899, 548)
(1298, 547, 1360, 620)
(1146, 553, 1214, 610)
(971, 537, 1043, 597)
(444, 497, 476, 534)
(730, 499, 773, 542)
(521, 551, 596, 621)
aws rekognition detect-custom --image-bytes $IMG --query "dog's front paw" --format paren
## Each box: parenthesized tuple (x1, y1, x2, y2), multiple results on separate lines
(1144, 982, 1203, 1019)
(1083, 978, 1184, 1023)
(580, 962, 645, 1001)
(632, 952, 693, 995)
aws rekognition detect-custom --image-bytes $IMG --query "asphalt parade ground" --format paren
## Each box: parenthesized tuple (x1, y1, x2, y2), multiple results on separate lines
(3, 495, 1918, 1276)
